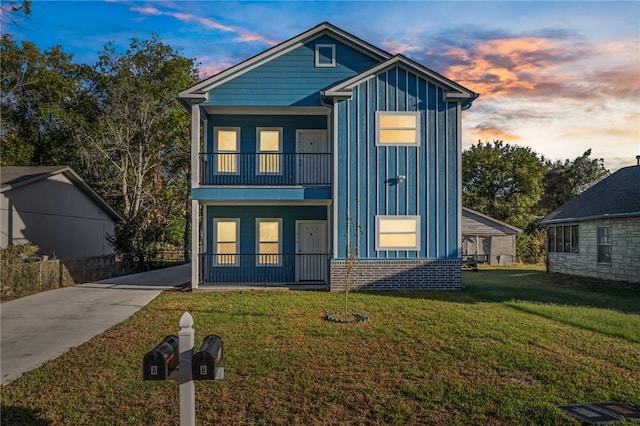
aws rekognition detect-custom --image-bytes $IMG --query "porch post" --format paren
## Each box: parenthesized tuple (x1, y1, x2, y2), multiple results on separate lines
(191, 200, 199, 289)
(191, 103, 201, 289)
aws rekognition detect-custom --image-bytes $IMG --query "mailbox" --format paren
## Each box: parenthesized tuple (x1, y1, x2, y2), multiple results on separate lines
(192, 335, 224, 380)
(143, 335, 179, 381)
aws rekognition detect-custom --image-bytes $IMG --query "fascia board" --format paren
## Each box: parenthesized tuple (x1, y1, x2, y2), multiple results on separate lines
(178, 22, 391, 100)
(324, 55, 477, 101)
(539, 212, 640, 225)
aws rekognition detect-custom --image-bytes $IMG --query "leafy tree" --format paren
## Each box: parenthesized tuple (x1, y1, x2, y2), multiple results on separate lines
(0, 34, 94, 167)
(463, 140, 546, 229)
(539, 149, 609, 213)
(81, 35, 197, 261)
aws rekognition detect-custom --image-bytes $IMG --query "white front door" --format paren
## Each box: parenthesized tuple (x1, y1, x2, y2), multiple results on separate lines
(296, 221, 327, 282)
(296, 130, 329, 184)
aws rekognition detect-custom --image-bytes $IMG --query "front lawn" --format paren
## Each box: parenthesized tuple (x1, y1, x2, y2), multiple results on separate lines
(2, 268, 639, 425)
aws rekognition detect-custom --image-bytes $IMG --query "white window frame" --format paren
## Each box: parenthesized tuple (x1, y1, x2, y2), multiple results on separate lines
(597, 226, 611, 263)
(315, 44, 336, 67)
(213, 127, 240, 175)
(375, 215, 421, 251)
(213, 218, 240, 266)
(256, 218, 282, 266)
(375, 111, 421, 146)
(256, 127, 283, 175)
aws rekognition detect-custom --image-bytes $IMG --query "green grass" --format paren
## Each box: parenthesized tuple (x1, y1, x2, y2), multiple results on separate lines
(2, 268, 639, 425)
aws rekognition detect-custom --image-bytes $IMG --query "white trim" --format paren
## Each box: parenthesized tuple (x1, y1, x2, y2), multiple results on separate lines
(315, 44, 336, 67)
(375, 111, 421, 146)
(332, 103, 339, 257)
(256, 218, 283, 266)
(375, 215, 421, 251)
(213, 218, 240, 267)
(457, 103, 462, 258)
(191, 104, 201, 188)
(191, 200, 200, 289)
(324, 55, 476, 102)
(256, 127, 283, 175)
(203, 106, 331, 116)
(178, 23, 390, 99)
(213, 127, 240, 175)
(203, 200, 330, 206)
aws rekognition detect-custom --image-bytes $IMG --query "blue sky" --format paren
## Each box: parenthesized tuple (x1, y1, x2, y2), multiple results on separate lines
(6, 1, 640, 171)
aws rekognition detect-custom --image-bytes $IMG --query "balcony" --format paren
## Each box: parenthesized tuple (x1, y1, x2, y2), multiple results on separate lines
(198, 253, 329, 285)
(199, 153, 332, 186)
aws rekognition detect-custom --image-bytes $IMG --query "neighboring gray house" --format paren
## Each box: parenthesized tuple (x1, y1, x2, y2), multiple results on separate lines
(462, 207, 522, 265)
(1, 166, 122, 259)
(540, 163, 640, 283)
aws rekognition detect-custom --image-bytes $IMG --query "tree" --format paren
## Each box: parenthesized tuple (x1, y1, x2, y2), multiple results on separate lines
(81, 35, 198, 261)
(0, 0, 31, 28)
(462, 140, 545, 229)
(538, 149, 609, 213)
(0, 34, 93, 167)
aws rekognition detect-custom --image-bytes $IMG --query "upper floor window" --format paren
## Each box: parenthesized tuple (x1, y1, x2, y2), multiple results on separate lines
(375, 111, 420, 146)
(597, 226, 611, 263)
(548, 224, 579, 253)
(214, 127, 239, 174)
(257, 128, 282, 174)
(257, 218, 282, 265)
(315, 44, 335, 67)
(213, 218, 239, 266)
(375, 215, 420, 251)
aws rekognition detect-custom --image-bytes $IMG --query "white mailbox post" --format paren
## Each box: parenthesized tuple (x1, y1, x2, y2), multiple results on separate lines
(143, 311, 224, 426)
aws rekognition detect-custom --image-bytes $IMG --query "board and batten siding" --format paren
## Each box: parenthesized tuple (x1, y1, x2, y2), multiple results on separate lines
(206, 35, 380, 107)
(335, 66, 460, 260)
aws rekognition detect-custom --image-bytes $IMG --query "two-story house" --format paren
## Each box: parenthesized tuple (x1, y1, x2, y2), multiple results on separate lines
(178, 22, 477, 290)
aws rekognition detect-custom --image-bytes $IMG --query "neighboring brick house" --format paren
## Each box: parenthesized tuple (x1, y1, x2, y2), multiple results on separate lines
(539, 163, 640, 283)
(178, 22, 478, 290)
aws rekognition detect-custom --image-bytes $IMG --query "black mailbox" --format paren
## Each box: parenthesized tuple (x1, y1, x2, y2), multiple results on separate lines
(143, 335, 179, 381)
(192, 335, 224, 380)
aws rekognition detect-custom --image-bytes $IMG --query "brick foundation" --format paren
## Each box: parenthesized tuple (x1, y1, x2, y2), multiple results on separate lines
(329, 259, 462, 291)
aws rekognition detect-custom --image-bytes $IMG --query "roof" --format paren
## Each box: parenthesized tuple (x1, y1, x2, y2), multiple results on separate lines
(540, 165, 640, 225)
(323, 54, 478, 109)
(1, 166, 124, 222)
(178, 22, 391, 105)
(177, 22, 477, 110)
(462, 207, 522, 235)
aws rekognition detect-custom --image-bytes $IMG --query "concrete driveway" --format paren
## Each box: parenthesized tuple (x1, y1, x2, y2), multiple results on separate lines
(1, 263, 190, 385)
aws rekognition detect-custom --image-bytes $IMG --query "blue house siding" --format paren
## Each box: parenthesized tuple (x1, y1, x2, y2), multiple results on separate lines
(205, 115, 327, 153)
(206, 35, 380, 107)
(204, 205, 328, 283)
(334, 66, 460, 260)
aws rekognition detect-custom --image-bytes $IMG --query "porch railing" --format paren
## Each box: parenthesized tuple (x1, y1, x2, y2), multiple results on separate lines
(198, 253, 329, 285)
(199, 153, 331, 186)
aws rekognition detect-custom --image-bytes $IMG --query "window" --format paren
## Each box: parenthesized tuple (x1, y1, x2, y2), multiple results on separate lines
(257, 219, 281, 265)
(257, 128, 282, 174)
(214, 127, 239, 174)
(547, 224, 579, 253)
(213, 219, 239, 265)
(315, 44, 335, 67)
(597, 226, 611, 263)
(375, 215, 420, 251)
(375, 111, 420, 146)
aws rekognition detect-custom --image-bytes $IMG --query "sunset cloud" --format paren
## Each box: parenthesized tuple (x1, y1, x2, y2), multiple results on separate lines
(130, 5, 277, 46)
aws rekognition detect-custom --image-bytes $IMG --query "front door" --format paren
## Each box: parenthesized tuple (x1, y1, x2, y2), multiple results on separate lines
(296, 130, 329, 184)
(296, 221, 327, 282)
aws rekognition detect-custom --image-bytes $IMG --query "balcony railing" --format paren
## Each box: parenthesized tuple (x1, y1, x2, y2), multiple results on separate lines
(199, 153, 331, 185)
(198, 253, 329, 285)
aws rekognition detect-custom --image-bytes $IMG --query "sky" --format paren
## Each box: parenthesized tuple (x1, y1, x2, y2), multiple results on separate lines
(5, 0, 640, 172)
